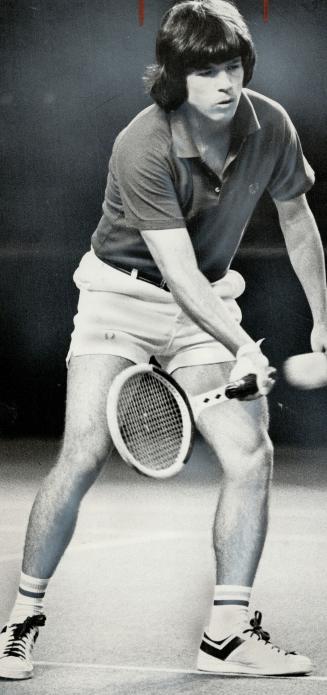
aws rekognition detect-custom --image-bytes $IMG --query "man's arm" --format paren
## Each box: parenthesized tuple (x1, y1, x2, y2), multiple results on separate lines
(141, 226, 255, 356)
(141, 227, 275, 396)
(274, 193, 327, 351)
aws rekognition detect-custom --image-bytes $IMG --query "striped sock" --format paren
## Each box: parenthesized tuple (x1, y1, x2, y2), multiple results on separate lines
(9, 572, 49, 624)
(206, 585, 251, 640)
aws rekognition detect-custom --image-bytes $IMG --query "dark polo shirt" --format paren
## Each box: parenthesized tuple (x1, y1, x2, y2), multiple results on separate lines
(91, 88, 314, 283)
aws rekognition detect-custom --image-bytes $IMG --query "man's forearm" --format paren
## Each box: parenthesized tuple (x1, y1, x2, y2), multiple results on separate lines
(141, 226, 256, 356)
(281, 209, 327, 323)
(166, 268, 255, 355)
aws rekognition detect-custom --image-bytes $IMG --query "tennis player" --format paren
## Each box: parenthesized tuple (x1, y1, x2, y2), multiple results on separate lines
(1, 0, 327, 679)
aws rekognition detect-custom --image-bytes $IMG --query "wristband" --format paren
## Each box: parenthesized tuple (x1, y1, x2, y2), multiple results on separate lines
(236, 339, 265, 360)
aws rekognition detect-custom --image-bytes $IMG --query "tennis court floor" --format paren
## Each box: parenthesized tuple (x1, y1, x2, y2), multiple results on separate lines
(0, 437, 326, 694)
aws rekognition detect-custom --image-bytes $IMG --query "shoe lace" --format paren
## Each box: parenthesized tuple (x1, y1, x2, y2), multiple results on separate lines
(243, 610, 296, 655)
(243, 610, 270, 643)
(2, 614, 46, 659)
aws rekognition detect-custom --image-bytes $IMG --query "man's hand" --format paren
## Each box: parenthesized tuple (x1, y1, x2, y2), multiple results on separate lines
(310, 321, 327, 353)
(230, 341, 276, 399)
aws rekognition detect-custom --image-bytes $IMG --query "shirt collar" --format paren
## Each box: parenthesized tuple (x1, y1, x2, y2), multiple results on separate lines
(170, 89, 261, 159)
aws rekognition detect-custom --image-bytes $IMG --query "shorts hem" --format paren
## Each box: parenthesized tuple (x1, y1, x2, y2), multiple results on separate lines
(163, 346, 236, 374)
(66, 343, 148, 367)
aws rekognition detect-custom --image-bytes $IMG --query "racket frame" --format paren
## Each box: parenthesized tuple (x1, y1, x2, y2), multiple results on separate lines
(107, 363, 196, 479)
(107, 363, 258, 480)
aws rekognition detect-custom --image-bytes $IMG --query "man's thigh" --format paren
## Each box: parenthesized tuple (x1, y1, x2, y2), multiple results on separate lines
(63, 354, 134, 455)
(172, 362, 270, 468)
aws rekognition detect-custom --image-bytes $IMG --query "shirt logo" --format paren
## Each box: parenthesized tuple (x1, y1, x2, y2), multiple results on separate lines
(249, 183, 259, 195)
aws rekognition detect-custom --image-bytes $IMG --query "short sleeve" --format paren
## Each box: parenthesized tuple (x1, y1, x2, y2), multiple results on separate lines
(113, 132, 185, 231)
(267, 112, 315, 201)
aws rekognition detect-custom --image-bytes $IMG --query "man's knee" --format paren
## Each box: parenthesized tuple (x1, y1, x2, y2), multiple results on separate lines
(240, 431, 273, 480)
(220, 428, 273, 483)
(55, 439, 110, 493)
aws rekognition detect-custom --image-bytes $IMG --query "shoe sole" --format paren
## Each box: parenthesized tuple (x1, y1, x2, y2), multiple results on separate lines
(197, 653, 312, 676)
(197, 666, 312, 676)
(0, 667, 33, 680)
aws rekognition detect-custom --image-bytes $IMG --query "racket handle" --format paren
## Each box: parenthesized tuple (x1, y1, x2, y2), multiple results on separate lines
(225, 373, 258, 400)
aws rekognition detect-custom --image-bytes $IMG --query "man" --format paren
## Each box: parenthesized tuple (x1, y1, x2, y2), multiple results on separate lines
(1, 0, 326, 679)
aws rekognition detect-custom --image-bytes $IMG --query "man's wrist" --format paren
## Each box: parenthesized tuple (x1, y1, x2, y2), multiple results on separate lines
(312, 315, 327, 327)
(236, 339, 265, 360)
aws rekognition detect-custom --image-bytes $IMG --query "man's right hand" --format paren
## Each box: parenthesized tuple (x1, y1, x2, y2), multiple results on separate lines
(230, 341, 276, 399)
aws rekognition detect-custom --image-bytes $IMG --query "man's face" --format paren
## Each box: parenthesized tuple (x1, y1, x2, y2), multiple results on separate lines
(185, 57, 244, 124)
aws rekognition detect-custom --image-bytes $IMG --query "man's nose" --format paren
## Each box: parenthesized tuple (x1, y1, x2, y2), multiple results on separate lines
(215, 70, 232, 90)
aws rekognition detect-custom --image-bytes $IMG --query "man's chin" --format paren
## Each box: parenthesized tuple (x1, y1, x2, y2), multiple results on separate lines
(203, 110, 235, 125)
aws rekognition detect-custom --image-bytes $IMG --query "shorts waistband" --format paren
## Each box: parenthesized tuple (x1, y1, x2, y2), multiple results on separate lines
(101, 259, 170, 292)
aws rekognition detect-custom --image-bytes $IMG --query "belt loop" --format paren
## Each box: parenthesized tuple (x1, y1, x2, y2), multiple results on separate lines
(131, 268, 138, 279)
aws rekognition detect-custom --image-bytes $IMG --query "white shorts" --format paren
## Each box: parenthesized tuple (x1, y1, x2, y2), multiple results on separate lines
(67, 250, 246, 373)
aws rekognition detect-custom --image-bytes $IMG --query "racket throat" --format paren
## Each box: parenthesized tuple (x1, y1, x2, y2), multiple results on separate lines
(192, 388, 229, 421)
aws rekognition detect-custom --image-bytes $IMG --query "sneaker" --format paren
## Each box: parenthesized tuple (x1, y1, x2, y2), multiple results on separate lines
(197, 610, 312, 676)
(0, 614, 46, 680)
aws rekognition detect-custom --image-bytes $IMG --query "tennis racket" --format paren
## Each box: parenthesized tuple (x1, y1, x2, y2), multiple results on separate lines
(106, 363, 258, 479)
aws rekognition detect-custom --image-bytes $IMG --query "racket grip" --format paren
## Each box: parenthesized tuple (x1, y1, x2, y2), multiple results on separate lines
(225, 373, 258, 400)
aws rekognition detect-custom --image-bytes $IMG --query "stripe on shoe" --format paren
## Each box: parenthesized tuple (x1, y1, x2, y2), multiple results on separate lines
(213, 599, 249, 606)
(200, 634, 245, 661)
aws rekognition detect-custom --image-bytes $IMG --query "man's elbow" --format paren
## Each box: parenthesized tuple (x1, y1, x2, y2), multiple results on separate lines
(163, 264, 202, 296)
(275, 194, 313, 228)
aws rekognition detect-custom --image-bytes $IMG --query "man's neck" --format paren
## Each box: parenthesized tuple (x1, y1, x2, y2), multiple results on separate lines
(182, 104, 233, 157)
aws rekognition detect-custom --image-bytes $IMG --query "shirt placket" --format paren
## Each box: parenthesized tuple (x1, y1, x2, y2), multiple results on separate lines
(199, 160, 222, 198)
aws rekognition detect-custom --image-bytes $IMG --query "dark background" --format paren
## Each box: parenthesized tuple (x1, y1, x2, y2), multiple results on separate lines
(1, 0, 327, 443)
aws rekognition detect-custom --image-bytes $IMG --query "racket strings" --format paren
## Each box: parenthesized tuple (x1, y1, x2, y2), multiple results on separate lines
(116, 373, 185, 471)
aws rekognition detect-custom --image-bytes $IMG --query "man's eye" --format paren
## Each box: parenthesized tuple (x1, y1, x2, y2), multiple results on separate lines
(197, 69, 213, 77)
(228, 63, 242, 71)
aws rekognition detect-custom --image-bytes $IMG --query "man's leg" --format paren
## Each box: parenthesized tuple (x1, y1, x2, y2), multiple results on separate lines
(22, 354, 132, 578)
(173, 362, 271, 587)
(173, 362, 311, 676)
(0, 353, 133, 680)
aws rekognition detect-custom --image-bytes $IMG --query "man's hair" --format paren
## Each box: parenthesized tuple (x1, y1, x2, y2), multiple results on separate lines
(144, 0, 256, 112)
